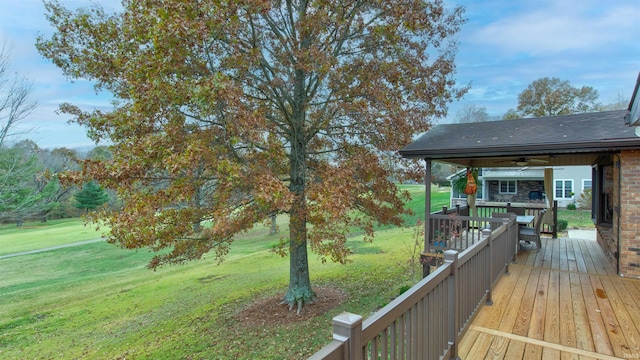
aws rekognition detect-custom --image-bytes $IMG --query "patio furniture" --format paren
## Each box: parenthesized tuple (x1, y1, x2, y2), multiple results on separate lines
(516, 215, 535, 226)
(519, 209, 546, 250)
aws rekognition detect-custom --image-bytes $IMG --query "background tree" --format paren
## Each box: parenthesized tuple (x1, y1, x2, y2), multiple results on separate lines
(431, 163, 455, 188)
(0, 142, 42, 226)
(38, 0, 467, 311)
(598, 92, 628, 111)
(502, 108, 520, 120)
(0, 41, 36, 147)
(455, 104, 495, 123)
(74, 181, 109, 213)
(516, 77, 600, 117)
(34, 147, 80, 221)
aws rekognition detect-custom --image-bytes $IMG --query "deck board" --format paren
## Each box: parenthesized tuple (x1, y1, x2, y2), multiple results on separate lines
(460, 236, 640, 360)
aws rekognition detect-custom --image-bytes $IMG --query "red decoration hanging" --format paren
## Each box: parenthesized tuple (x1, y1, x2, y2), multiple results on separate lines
(463, 168, 477, 195)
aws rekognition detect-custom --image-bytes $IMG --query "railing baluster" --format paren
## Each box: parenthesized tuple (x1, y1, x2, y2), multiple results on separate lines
(310, 213, 521, 360)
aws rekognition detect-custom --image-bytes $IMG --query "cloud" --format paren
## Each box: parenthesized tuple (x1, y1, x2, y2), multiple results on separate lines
(467, 1, 640, 55)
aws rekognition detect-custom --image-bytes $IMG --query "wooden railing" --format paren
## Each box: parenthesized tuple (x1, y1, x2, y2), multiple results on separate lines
(308, 218, 518, 360)
(437, 200, 558, 238)
(426, 214, 493, 253)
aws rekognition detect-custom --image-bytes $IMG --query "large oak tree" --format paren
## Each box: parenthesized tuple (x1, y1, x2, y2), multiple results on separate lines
(516, 77, 600, 117)
(38, 0, 466, 311)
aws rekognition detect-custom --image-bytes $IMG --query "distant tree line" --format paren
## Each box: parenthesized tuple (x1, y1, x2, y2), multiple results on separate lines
(456, 77, 627, 123)
(0, 141, 116, 226)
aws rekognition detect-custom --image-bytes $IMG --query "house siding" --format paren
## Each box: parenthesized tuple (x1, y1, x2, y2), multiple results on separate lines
(618, 150, 640, 278)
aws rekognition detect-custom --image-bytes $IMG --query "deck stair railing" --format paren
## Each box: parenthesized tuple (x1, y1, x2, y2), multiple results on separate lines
(308, 217, 518, 360)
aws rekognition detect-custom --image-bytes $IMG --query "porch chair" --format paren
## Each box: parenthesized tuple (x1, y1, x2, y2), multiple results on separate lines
(519, 209, 546, 250)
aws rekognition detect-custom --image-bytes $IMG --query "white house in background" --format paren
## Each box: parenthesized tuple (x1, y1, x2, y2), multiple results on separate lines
(449, 166, 592, 208)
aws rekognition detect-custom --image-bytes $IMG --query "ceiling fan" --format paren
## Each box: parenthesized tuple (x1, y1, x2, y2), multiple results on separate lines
(499, 157, 549, 166)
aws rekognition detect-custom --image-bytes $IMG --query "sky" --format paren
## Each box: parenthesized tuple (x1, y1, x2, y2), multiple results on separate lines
(0, 0, 639, 150)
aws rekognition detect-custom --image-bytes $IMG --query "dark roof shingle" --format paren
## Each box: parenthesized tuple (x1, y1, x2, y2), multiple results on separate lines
(400, 110, 638, 159)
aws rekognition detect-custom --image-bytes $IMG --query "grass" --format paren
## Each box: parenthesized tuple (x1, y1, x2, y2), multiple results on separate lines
(557, 209, 595, 229)
(0, 219, 107, 256)
(0, 226, 420, 359)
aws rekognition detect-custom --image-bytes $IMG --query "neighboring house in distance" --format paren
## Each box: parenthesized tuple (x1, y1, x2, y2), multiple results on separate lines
(449, 166, 592, 208)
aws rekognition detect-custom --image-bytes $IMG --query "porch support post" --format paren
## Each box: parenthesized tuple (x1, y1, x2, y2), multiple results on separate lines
(423, 158, 432, 278)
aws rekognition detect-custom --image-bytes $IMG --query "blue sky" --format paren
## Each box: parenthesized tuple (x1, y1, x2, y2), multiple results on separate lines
(1, 0, 639, 149)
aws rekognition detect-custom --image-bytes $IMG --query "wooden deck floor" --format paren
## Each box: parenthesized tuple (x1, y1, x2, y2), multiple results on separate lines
(459, 236, 640, 360)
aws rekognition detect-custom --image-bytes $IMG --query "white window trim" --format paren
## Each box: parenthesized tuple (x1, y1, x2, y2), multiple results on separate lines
(582, 179, 592, 193)
(555, 179, 574, 199)
(499, 180, 517, 194)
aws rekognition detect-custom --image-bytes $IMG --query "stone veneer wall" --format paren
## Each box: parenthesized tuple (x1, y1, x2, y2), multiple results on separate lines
(486, 180, 545, 203)
(618, 150, 640, 278)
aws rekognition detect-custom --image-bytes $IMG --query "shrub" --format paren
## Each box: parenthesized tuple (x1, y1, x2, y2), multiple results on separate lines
(566, 203, 576, 210)
(577, 189, 592, 210)
(557, 219, 568, 231)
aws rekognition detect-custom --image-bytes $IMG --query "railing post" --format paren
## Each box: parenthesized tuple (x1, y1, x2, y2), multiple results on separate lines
(424, 159, 432, 270)
(486, 227, 494, 306)
(503, 218, 511, 274)
(444, 250, 461, 360)
(553, 200, 558, 238)
(332, 312, 363, 360)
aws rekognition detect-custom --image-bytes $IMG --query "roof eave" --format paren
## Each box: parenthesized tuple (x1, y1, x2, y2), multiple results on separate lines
(399, 139, 640, 160)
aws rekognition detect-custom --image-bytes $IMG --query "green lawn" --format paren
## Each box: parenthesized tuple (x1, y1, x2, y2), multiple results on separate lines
(0, 219, 107, 256)
(557, 209, 595, 229)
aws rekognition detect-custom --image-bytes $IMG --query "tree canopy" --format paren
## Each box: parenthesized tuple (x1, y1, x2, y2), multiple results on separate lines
(38, 0, 467, 311)
(516, 77, 600, 117)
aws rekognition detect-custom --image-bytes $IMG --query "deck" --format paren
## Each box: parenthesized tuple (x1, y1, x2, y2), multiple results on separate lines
(459, 236, 640, 359)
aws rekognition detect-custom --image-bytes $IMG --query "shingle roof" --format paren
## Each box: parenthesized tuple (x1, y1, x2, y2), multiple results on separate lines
(399, 110, 639, 160)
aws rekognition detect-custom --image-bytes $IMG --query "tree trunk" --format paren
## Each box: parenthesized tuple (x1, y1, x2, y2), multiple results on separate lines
(269, 213, 277, 235)
(283, 92, 315, 312)
(283, 192, 315, 313)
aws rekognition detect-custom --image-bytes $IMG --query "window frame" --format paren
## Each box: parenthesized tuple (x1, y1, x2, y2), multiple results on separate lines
(498, 180, 517, 194)
(555, 179, 574, 199)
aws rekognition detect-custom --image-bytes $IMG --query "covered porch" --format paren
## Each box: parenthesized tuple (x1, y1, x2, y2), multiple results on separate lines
(460, 235, 640, 359)
(399, 109, 640, 278)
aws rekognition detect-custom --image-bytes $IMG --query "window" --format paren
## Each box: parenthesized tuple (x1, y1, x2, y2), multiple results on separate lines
(582, 179, 592, 192)
(555, 179, 574, 198)
(593, 164, 613, 225)
(499, 180, 516, 194)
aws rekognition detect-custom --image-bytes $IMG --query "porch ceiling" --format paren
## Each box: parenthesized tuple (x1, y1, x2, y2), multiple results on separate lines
(400, 110, 640, 168)
(432, 153, 603, 168)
